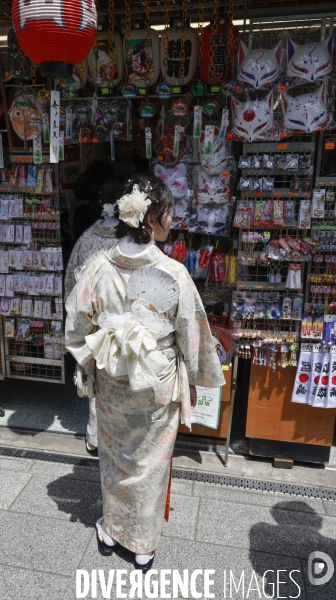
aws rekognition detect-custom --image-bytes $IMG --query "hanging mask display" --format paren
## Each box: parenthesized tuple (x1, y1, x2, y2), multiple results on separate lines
(286, 34, 334, 83)
(123, 28, 160, 87)
(237, 41, 283, 89)
(153, 163, 188, 198)
(196, 169, 231, 204)
(281, 83, 331, 135)
(87, 32, 124, 87)
(200, 22, 239, 84)
(9, 93, 42, 141)
(199, 127, 231, 175)
(160, 27, 198, 85)
(196, 205, 230, 235)
(231, 91, 275, 142)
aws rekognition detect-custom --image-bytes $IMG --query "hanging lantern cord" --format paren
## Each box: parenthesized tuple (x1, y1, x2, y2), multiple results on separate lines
(108, 0, 116, 87)
(124, 0, 132, 67)
(162, 0, 170, 68)
(144, 0, 152, 86)
(31, 62, 37, 90)
(18, 47, 25, 79)
(178, 0, 188, 85)
(226, 0, 235, 64)
(197, 0, 205, 67)
(209, 0, 219, 83)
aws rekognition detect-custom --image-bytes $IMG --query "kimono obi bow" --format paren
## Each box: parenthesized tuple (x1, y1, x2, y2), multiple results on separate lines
(85, 300, 175, 391)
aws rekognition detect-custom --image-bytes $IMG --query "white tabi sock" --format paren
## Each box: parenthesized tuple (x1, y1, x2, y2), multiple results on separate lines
(135, 552, 154, 565)
(102, 522, 117, 547)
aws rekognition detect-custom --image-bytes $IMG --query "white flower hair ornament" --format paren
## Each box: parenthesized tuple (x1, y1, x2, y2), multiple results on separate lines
(116, 184, 152, 228)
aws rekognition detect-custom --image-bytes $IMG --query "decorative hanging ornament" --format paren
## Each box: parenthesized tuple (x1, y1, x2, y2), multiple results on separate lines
(191, 81, 208, 98)
(202, 99, 220, 117)
(201, 21, 239, 84)
(231, 91, 274, 142)
(121, 81, 138, 98)
(57, 59, 89, 98)
(171, 99, 188, 116)
(12, 0, 97, 78)
(159, 25, 198, 86)
(139, 102, 155, 118)
(6, 28, 32, 81)
(9, 92, 42, 141)
(156, 82, 172, 99)
(123, 9, 160, 88)
(87, 31, 123, 87)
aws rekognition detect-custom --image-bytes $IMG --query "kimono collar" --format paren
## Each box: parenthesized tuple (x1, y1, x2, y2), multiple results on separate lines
(105, 243, 166, 270)
(93, 220, 117, 239)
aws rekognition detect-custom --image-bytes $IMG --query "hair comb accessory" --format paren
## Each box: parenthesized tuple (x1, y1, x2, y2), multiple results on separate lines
(117, 184, 152, 228)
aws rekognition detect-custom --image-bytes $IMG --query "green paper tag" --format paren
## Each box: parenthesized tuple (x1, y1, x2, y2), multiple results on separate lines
(101, 88, 109, 95)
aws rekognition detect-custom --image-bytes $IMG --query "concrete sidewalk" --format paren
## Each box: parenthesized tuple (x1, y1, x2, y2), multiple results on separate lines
(0, 448, 336, 600)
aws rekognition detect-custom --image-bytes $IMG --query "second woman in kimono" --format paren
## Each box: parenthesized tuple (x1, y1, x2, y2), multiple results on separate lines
(65, 176, 224, 570)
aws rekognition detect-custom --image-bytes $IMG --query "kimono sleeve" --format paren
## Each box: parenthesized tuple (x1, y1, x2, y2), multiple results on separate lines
(64, 266, 98, 380)
(175, 272, 225, 388)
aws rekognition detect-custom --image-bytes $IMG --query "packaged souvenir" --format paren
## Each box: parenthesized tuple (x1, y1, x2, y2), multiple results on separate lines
(302, 179, 312, 194)
(237, 40, 283, 89)
(274, 154, 286, 169)
(262, 154, 274, 170)
(35, 168, 44, 194)
(282, 296, 292, 320)
(17, 164, 27, 187)
(238, 177, 252, 191)
(292, 296, 303, 320)
(233, 202, 252, 228)
(155, 111, 189, 165)
(286, 154, 299, 170)
(299, 154, 311, 169)
(286, 263, 302, 289)
(238, 155, 251, 169)
(0, 297, 12, 315)
(44, 168, 53, 195)
(17, 318, 31, 336)
(298, 200, 311, 229)
(251, 155, 262, 169)
(0, 275, 5, 296)
(3, 224, 15, 243)
(289, 178, 301, 193)
(255, 301, 266, 318)
(252, 177, 263, 191)
(273, 200, 284, 226)
(5, 274, 14, 297)
(267, 300, 281, 319)
(13, 273, 22, 292)
(0, 250, 9, 273)
(4, 319, 15, 337)
(312, 189, 325, 219)
(262, 177, 274, 192)
(33, 299, 43, 319)
(0, 199, 9, 220)
(232, 300, 244, 320)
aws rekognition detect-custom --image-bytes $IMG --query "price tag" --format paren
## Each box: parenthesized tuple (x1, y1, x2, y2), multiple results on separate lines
(325, 142, 335, 150)
(279, 132, 286, 139)
(210, 85, 220, 93)
(172, 86, 181, 95)
(138, 88, 146, 96)
(277, 143, 288, 150)
(101, 88, 109, 95)
(278, 85, 286, 92)
(255, 191, 262, 196)
(274, 191, 281, 196)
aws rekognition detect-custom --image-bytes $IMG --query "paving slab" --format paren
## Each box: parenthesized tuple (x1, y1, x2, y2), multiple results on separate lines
(196, 497, 336, 560)
(0, 565, 74, 600)
(173, 451, 275, 479)
(0, 428, 87, 455)
(10, 474, 102, 525)
(193, 481, 327, 515)
(162, 494, 199, 540)
(170, 479, 193, 496)
(0, 510, 93, 576)
(29, 459, 101, 483)
(0, 470, 31, 509)
(0, 456, 34, 472)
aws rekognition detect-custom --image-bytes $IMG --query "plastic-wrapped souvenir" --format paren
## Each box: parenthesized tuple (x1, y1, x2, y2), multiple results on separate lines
(238, 155, 251, 169)
(251, 154, 262, 169)
(155, 111, 188, 165)
(285, 153, 299, 170)
(160, 27, 198, 85)
(281, 83, 332, 135)
(199, 126, 231, 175)
(274, 154, 286, 169)
(196, 168, 231, 204)
(238, 176, 252, 191)
(88, 32, 124, 87)
(123, 29, 160, 87)
(153, 162, 188, 198)
(231, 91, 276, 142)
(71, 104, 92, 143)
(262, 154, 274, 170)
(105, 99, 132, 141)
(286, 34, 333, 83)
(9, 93, 42, 141)
(237, 41, 283, 89)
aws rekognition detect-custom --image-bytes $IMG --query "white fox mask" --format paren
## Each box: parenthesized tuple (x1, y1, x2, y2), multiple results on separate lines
(286, 34, 334, 82)
(231, 91, 274, 142)
(282, 83, 330, 133)
(237, 41, 283, 89)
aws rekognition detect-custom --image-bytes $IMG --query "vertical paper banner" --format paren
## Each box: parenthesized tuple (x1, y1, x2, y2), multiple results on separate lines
(50, 91, 60, 163)
(313, 351, 330, 408)
(145, 127, 152, 159)
(33, 135, 42, 164)
(291, 346, 312, 405)
(58, 132, 64, 161)
(42, 112, 50, 144)
(308, 346, 324, 406)
(193, 106, 202, 138)
(327, 347, 336, 408)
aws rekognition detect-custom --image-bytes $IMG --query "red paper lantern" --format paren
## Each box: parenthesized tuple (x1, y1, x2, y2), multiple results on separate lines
(12, 0, 97, 78)
(201, 23, 239, 84)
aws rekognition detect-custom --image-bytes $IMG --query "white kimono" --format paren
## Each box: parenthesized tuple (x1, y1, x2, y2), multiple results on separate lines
(65, 241, 224, 554)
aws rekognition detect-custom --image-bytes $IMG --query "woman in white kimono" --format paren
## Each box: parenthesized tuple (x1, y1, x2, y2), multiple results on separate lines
(65, 177, 124, 453)
(65, 176, 224, 570)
